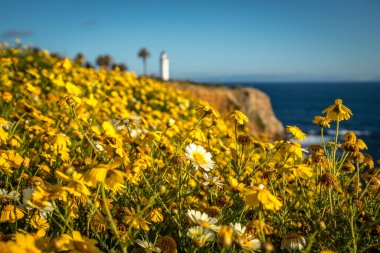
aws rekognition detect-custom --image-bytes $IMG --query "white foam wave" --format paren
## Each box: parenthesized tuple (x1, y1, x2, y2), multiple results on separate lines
(326, 129, 371, 136)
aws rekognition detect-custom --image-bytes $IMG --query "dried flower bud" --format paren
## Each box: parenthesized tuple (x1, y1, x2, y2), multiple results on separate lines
(318, 173, 339, 189)
(319, 221, 326, 230)
(157, 236, 178, 253)
(262, 241, 275, 252)
(205, 206, 221, 217)
(237, 134, 252, 145)
(166, 118, 175, 128)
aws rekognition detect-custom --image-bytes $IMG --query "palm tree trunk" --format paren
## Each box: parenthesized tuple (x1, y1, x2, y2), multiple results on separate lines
(143, 58, 147, 75)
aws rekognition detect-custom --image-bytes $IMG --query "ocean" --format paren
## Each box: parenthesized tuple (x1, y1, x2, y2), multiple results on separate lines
(224, 82, 380, 160)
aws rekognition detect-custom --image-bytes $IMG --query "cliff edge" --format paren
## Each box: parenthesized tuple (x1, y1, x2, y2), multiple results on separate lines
(168, 82, 284, 138)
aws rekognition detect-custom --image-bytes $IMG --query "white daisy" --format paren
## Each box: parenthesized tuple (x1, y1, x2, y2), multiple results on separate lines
(187, 226, 215, 248)
(22, 188, 56, 219)
(236, 235, 262, 253)
(230, 222, 246, 236)
(185, 143, 214, 171)
(202, 173, 223, 188)
(0, 189, 20, 201)
(187, 209, 218, 230)
(167, 118, 175, 127)
(281, 233, 307, 251)
(95, 143, 104, 151)
(136, 239, 161, 253)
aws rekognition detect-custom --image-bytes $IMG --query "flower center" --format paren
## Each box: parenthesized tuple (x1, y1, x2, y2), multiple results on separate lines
(193, 152, 207, 165)
(200, 221, 210, 227)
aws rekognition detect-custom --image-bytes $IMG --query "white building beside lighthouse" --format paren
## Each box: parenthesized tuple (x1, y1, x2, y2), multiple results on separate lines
(160, 51, 170, 81)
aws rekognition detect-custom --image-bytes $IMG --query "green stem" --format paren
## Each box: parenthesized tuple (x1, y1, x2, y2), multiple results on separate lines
(356, 164, 360, 199)
(69, 105, 99, 153)
(321, 128, 328, 159)
(258, 207, 266, 242)
(328, 188, 334, 216)
(350, 204, 357, 253)
(101, 183, 127, 253)
(333, 120, 340, 174)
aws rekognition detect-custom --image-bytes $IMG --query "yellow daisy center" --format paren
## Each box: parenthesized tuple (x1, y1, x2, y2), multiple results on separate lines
(200, 221, 210, 227)
(193, 152, 207, 165)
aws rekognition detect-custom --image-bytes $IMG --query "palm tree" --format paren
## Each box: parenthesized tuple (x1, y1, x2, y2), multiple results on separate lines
(112, 63, 128, 71)
(74, 53, 86, 66)
(96, 54, 114, 70)
(138, 48, 150, 75)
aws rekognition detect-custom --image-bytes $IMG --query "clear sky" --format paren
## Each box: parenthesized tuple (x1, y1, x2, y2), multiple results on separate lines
(1, 0, 380, 82)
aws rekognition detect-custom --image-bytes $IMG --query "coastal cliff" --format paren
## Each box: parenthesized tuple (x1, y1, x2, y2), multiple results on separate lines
(168, 82, 284, 138)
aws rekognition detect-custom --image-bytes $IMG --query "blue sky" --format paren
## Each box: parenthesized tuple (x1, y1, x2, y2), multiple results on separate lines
(1, 0, 380, 82)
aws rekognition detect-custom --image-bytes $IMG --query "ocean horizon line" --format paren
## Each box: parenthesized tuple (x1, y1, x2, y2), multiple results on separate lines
(198, 80, 380, 85)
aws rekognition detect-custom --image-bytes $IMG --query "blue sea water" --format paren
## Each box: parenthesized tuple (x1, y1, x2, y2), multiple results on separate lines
(224, 82, 380, 160)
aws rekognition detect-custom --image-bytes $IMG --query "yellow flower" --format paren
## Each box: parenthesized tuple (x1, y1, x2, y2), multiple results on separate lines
(102, 121, 117, 138)
(83, 162, 127, 191)
(148, 208, 164, 223)
(0, 233, 42, 253)
(229, 110, 249, 125)
(244, 184, 282, 211)
(286, 126, 307, 140)
(227, 176, 246, 192)
(197, 101, 219, 119)
(29, 214, 50, 237)
(49, 133, 71, 161)
(0, 127, 8, 145)
(0, 118, 11, 128)
(218, 225, 234, 247)
(0, 57, 12, 66)
(291, 165, 314, 179)
(61, 58, 72, 70)
(190, 128, 207, 142)
(1, 91, 13, 102)
(123, 207, 151, 231)
(54, 231, 102, 253)
(56, 170, 91, 197)
(1, 150, 24, 168)
(356, 138, 368, 150)
(342, 131, 357, 143)
(322, 99, 352, 121)
(0, 204, 24, 223)
(65, 82, 82, 96)
(284, 141, 303, 159)
(0, 154, 12, 175)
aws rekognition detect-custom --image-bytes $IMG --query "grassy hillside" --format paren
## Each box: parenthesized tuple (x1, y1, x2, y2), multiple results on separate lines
(0, 46, 379, 252)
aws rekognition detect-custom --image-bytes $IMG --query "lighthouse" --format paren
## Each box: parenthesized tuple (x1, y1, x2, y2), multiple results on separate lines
(160, 51, 170, 81)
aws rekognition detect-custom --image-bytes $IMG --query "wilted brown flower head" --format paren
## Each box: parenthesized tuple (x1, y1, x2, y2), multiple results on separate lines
(216, 194, 233, 207)
(237, 134, 252, 145)
(318, 173, 339, 188)
(341, 162, 355, 173)
(341, 141, 359, 152)
(205, 206, 221, 217)
(157, 236, 178, 253)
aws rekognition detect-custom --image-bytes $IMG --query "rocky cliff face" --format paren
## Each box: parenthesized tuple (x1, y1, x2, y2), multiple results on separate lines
(169, 82, 284, 139)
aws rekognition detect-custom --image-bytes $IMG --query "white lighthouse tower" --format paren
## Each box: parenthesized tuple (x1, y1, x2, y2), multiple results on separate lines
(160, 51, 170, 81)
